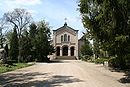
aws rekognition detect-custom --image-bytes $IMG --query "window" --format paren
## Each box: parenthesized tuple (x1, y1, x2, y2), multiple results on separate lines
(61, 35, 63, 42)
(64, 34, 67, 41)
(68, 35, 70, 41)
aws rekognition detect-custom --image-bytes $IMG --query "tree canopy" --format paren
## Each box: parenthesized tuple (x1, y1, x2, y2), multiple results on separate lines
(79, 0, 130, 69)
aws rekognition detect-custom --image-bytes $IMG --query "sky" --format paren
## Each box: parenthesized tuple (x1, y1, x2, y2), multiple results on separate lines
(0, 0, 86, 38)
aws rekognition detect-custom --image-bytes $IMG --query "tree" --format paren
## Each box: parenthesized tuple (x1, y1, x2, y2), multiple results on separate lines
(0, 18, 6, 48)
(29, 23, 37, 60)
(9, 26, 19, 61)
(29, 23, 37, 39)
(3, 8, 32, 61)
(3, 8, 32, 38)
(34, 21, 51, 62)
(80, 38, 93, 57)
(78, 0, 130, 69)
(93, 39, 100, 58)
(20, 30, 32, 62)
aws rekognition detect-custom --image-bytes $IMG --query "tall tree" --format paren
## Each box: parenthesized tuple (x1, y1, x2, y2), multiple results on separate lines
(35, 21, 51, 62)
(0, 18, 6, 48)
(29, 23, 37, 39)
(3, 8, 32, 38)
(78, 0, 130, 69)
(93, 39, 100, 58)
(3, 8, 32, 62)
(9, 26, 19, 61)
(80, 37, 93, 57)
(29, 23, 37, 60)
(20, 30, 32, 62)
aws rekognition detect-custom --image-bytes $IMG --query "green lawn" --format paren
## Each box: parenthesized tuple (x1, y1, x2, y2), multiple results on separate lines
(0, 63, 34, 74)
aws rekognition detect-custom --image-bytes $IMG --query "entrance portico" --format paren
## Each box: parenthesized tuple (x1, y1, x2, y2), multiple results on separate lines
(56, 46, 75, 57)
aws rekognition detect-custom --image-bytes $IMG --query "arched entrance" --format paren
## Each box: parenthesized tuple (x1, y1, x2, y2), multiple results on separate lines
(56, 47, 60, 56)
(62, 46, 68, 56)
(70, 47, 74, 56)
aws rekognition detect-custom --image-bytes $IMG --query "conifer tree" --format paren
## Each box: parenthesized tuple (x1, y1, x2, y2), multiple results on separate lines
(20, 30, 31, 62)
(78, 0, 130, 69)
(35, 21, 51, 62)
(29, 23, 37, 60)
(9, 26, 19, 61)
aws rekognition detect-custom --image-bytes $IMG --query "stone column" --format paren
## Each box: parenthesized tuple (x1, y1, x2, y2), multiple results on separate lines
(74, 48, 76, 56)
(75, 31, 79, 59)
(60, 47, 62, 56)
(68, 47, 70, 56)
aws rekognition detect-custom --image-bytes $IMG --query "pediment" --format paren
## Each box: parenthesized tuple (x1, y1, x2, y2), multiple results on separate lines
(56, 28, 76, 36)
(53, 23, 78, 36)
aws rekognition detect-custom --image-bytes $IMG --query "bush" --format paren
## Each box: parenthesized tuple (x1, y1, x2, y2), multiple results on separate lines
(95, 58, 109, 64)
(108, 57, 119, 68)
(7, 60, 17, 65)
(124, 54, 130, 68)
(80, 55, 90, 61)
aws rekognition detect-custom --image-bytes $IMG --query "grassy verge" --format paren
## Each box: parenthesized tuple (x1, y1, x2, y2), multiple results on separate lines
(0, 63, 34, 74)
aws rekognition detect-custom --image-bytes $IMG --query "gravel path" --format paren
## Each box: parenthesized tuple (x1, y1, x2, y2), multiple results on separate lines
(0, 60, 129, 87)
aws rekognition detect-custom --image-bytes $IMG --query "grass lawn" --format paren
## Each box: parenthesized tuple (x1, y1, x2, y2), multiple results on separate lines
(0, 63, 34, 74)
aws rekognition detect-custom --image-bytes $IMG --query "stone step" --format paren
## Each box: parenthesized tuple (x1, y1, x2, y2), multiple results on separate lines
(56, 56, 76, 60)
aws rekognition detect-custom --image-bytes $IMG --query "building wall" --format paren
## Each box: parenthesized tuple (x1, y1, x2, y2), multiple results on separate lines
(56, 31, 76, 43)
(53, 26, 78, 59)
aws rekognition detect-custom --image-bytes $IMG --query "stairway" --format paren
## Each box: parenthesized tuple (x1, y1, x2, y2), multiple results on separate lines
(56, 56, 76, 60)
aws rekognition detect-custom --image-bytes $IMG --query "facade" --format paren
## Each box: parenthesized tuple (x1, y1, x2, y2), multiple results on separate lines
(52, 22, 79, 59)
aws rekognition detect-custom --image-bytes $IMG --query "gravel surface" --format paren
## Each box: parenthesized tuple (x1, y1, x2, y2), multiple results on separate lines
(0, 60, 129, 87)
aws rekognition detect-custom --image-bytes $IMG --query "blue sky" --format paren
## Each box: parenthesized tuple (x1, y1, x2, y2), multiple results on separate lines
(0, 0, 86, 38)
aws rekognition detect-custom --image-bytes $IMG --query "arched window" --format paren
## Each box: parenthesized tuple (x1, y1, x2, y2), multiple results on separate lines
(64, 34, 67, 42)
(68, 35, 70, 41)
(61, 35, 63, 42)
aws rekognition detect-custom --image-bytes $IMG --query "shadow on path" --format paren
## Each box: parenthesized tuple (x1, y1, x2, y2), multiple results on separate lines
(49, 60, 64, 63)
(118, 71, 130, 83)
(0, 72, 83, 87)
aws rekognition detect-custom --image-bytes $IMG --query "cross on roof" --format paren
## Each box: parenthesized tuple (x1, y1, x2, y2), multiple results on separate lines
(64, 18, 67, 22)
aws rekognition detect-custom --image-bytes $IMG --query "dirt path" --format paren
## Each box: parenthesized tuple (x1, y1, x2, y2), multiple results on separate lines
(0, 60, 129, 87)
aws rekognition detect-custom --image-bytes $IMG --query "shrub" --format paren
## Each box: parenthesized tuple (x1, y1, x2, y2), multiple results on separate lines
(124, 54, 130, 68)
(95, 58, 109, 64)
(80, 55, 90, 61)
(108, 57, 119, 68)
(7, 60, 17, 65)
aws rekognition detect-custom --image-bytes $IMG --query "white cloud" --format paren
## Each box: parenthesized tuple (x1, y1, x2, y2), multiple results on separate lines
(0, 0, 42, 18)
(0, 0, 42, 12)
(3, 0, 42, 6)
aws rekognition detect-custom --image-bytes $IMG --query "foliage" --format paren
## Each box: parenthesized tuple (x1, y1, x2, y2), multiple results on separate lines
(3, 8, 32, 62)
(80, 55, 91, 61)
(108, 57, 119, 68)
(0, 18, 6, 48)
(9, 26, 19, 61)
(34, 21, 52, 62)
(93, 39, 100, 58)
(20, 30, 32, 62)
(95, 58, 109, 64)
(1, 8, 55, 63)
(3, 8, 32, 38)
(29, 23, 37, 39)
(78, 0, 130, 69)
(4, 44, 8, 57)
(29, 23, 37, 60)
(0, 63, 34, 73)
(80, 38, 93, 57)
